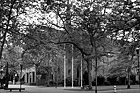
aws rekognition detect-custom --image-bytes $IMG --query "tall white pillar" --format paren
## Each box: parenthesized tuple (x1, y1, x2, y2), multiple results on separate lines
(72, 44, 74, 88)
(35, 67, 37, 83)
(24, 73, 27, 83)
(64, 44, 66, 88)
(31, 72, 33, 83)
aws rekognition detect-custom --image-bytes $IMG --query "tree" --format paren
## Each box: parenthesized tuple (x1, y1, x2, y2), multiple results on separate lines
(109, 39, 138, 88)
(2, 0, 140, 91)
(0, 0, 16, 62)
(40, 0, 116, 90)
(0, 0, 31, 66)
(106, 0, 140, 88)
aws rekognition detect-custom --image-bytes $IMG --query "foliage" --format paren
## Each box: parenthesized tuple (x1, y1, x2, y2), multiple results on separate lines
(1, 0, 140, 89)
(40, 0, 118, 89)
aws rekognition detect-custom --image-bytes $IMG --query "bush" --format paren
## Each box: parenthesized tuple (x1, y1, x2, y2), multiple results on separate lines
(97, 76, 105, 85)
(92, 76, 105, 86)
(49, 80, 56, 86)
(58, 80, 64, 86)
(83, 71, 89, 85)
(125, 80, 134, 85)
(58, 77, 79, 86)
(130, 74, 136, 84)
(66, 77, 72, 86)
(30, 83, 36, 85)
(92, 76, 106, 86)
(107, 75, 117, 85)
(92, 81, 95, 86)
(104, 81, 111, 85)
(73, 79, 78, 86)
(58, 77, 72, 86)
(119, 76, 126, 85)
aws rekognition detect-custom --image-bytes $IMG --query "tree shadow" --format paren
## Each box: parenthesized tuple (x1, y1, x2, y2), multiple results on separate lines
(63, 89, 94, 91)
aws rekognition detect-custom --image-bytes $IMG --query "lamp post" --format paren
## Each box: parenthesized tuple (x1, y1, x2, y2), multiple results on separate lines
(136, 48, 140, 89)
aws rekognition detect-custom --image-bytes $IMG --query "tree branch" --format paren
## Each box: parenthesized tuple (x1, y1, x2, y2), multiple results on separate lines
(0, 0, 17, 60)
(55, 41, 90, 56)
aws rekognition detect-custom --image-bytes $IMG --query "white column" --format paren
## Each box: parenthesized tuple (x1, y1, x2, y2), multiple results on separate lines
(35, 68, 37, 83)
(28, 73, 30, 83)
(31, 72, 33, 83)
(72, 44, 74, 88)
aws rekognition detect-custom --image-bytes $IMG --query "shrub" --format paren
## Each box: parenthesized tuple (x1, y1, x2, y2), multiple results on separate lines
(92, 76, 105, 86)
(49, 80, 56, 86)
(119, 76, 126, 85)
(66, 77, 72, 86)
(104, 81, 111, 85)
(97, 76, 105, 85)
(92, 81, 95, 86)
(107, 75, 117, 85)
(58, 77, 72, 86)
(30, 83, 36, 85)
(130, 74, 136, 84)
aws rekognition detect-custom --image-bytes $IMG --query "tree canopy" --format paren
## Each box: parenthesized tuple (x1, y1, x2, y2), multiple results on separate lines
(1, 0, 140, 89)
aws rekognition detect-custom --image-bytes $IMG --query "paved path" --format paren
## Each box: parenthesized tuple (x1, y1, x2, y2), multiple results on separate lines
(0, 85, 140, 93)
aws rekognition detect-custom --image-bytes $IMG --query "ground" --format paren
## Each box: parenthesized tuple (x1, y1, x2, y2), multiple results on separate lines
(0, 84, 140, 93)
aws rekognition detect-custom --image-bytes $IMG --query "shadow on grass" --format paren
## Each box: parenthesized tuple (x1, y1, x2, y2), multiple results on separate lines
(63, 87, 138, 92)
(64, 89, 94, 91)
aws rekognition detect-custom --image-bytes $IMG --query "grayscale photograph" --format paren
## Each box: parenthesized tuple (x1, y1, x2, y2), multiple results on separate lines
(0, 0, 140, 93)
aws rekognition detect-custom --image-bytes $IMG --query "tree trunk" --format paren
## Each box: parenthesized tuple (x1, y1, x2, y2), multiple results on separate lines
(47, 71, 50, 86)
(127, 55, 133, 89)
(78, 67, 81, 86)
(5, 62, 9, 88)
(47, 54, 51, 86)
(35, 65, 39, 86)
(87, 60, 92, 90)
(127, 68, 131, 89)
